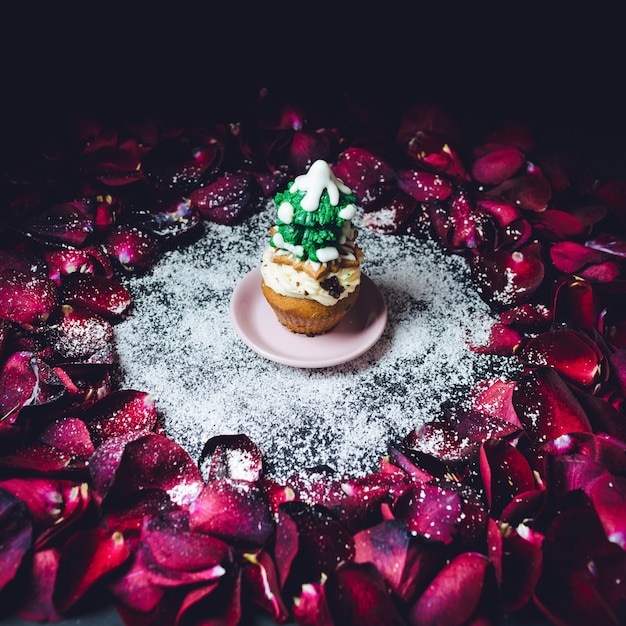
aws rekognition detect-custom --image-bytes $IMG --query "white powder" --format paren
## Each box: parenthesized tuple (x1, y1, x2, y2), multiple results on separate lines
(113, 205, 517, 480)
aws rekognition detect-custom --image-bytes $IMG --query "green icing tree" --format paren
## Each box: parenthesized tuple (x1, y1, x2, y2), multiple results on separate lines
(271, 182, 357, 262)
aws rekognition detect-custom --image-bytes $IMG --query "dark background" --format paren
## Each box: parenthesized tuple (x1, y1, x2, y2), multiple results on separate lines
(2, 4, 625, 157)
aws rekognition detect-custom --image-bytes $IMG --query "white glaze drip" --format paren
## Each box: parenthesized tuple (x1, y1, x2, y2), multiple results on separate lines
(290, 159, 352, 211)
(277, 201, 294, 224)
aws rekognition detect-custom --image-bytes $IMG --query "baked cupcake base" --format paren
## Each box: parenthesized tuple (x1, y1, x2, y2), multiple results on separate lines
(261, 279, 360, 336)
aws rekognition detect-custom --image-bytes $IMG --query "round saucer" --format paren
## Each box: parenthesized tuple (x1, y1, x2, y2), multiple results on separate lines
(230, 269, 387, 368)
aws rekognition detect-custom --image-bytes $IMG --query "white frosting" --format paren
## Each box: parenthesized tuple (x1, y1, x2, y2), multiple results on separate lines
(316, 246, 339, 263)
(290, 160, 352, 212)
(277, 201, 294, 224)
(338, 204, 357, 220)
(261, 247, 360, 306)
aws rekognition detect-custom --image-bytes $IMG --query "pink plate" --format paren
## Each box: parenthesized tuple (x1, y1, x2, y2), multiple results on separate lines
(230, 268, 387, 368)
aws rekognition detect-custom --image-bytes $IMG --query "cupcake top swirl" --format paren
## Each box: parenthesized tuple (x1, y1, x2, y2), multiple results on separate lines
(270, 160, 357, 263)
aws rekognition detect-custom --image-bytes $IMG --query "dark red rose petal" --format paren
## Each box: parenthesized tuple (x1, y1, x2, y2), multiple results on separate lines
(82, 389, 158, 446)
(395, 483, 462, 544)
(242, 550, 289, 623)
(46, 305, 114, 363)
(518, 329, 605, 389)
(325, 561, 406, 626)
(480, 439, 536, 518)
(20, 201, 94, 247)
(106, 433, 204, 505)
(15, 548, 63, 622)
(0, 269, 59, 327)
(552, 276, 598, 331)
(62, 273, 132, 319)
(549, 241, 610, 273)
(38, 416, 95, 460)
(586, 232, 626, 258)
(53, 528, 131, 614)
(499, 302, 553, 332)
(190, 171, 263, 225)
(0, 352, 65, 428)
(531, 209, 591, 240)
(277, 501, 354, 588)
(141, 512, 231, 578)
(408, 552, 489, 626)
(189, 479, 274, 548)
(486, 167, 552, 212)
(476, 198, 523, 227)
(199, 434, 264, 482)
(0, 488, 32, 591)
(104, 226, 160, 272)
(333, 148, 395, 205)
(534, 506, 626, 626)
(360, 189, 418, 234)
(396, 169, 454, 202)
(353, 519, 445, 603)
(469, 378, 523, 430)
(489, 521, 543, 612)
(512, 368, 592, 444)
(292, 580, 333, 626)
(471, 146, 526, 185)
(469, 243, 545, 311)
(44, 246, 113, 285)
(133, 197, 202, 240)
(468, 321, 523, 356)
(141, 134, 224, 192)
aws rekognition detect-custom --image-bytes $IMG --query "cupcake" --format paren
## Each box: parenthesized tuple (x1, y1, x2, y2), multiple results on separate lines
(261, 160, 363, 335)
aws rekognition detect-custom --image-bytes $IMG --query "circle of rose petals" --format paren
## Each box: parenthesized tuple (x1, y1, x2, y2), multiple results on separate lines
(1, 96, 625, 626)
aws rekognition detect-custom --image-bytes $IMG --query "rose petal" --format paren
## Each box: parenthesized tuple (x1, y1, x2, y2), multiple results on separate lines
(333, 147, 395, 206)
(0, 352, 65, 429)
(324, 562, 406, 626)
(408, 552, 489, 626)
(292, 580, 333, 626)
(46, 305, 114, 364)
(471, 146, 526, 185)
(190, 171, 263, 225)
(61, 274, 132, 319)
(20, 202, 94, 247)
(353, 519, 444, 602)
(534, 506, 626, 625)
(82, 389, 157, 446)
(189, 479, 274, 547)
(141, 134, 224, 192)
(0, 488, 32, 591)
(276, 501, 354, 590)
(552, 276, 598, 331)
(468, 321, 523, 355)
(360, 189, 418, 234)
(53, 528, 130, 614)
(512, 368, 592, 444)
(518, 329, 605, 389)
(479, 439, 536, 518)
(39, 417, 96, 459)
(469, 243, 545, 311)
(549, 241, 610, 273)
(395, 483, 462, 544)
(0, 269, 59, 328)
(396, 169, 454, 202)
(242, 551, 289, 623)
(532, 209, 591, 240)
(104, 226, 160, 272)
(15, 548, 63, 622)
(486, 169, 552, 212)
(199, 434, 264, 482)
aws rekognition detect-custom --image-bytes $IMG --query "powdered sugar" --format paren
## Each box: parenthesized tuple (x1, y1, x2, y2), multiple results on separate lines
(114, 206, 518, 480)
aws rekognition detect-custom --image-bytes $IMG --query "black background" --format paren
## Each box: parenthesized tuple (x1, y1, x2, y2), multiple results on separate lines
(2, 3, 626, 157)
